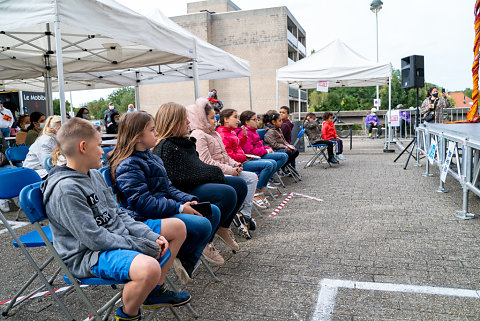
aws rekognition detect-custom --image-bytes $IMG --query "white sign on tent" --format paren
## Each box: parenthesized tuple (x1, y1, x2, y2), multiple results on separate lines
(316, 81, 329, 92)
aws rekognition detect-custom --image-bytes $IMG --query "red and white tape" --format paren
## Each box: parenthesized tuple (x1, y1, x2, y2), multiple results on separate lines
(0, 284, 89, 306)
(269, 192, 323, 217)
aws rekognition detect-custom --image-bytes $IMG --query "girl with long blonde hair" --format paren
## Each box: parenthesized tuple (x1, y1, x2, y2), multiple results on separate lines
(153, 102, 247, 263)
(109, 111, 220, 285)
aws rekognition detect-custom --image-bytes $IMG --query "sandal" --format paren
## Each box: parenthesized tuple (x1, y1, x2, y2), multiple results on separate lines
(253, 193, 267, 209)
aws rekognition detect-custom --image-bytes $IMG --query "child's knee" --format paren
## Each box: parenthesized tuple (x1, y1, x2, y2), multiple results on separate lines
(130, 255, 162, 282)
(171, 218, 187, 240)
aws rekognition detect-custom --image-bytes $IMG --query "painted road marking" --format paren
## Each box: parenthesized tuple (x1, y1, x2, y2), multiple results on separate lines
(0, 220, 29, 235)
(312, 278, 480, 321)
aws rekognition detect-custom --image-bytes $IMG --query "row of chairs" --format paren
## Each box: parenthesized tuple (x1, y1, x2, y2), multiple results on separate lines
(0, 167, 194, 320)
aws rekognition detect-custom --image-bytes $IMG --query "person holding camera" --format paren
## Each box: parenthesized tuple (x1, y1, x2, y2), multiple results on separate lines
(421, 87, 446, 123)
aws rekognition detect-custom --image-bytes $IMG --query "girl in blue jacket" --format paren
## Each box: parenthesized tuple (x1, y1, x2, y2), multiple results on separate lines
(109, 111, 220, 285)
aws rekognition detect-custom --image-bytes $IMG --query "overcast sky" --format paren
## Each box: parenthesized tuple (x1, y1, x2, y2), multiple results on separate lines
(62, 0, 474, 107)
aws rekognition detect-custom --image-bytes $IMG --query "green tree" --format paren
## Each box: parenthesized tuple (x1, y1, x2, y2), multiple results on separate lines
(53, 99, 71, 115)
(86, 87, 135, 120)
(463, 88, 472, 99)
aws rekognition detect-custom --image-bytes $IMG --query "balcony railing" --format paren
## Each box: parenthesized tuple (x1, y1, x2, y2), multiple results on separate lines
(297, 41, 306, 56)
(287, 30, 297, 47)
(288, 57, 295, 65)
(289, 86, 307, 100)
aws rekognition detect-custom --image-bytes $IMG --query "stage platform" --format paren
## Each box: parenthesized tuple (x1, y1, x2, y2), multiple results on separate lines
(416, 122, 480, 220)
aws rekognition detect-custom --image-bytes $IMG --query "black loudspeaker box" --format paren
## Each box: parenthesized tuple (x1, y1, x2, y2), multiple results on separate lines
(401, 55, 424, 89)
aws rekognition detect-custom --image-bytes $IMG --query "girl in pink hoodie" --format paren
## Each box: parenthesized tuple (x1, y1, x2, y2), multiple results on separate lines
(217, 109, 277, 209)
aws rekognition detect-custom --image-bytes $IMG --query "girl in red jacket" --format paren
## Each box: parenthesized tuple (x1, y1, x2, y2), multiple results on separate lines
(217, 109, 277, 209)
(321, 111, 346, 161)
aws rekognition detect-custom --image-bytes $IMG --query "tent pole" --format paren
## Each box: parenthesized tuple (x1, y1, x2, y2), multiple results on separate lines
(248, 76, 253, 111)
(275, 71, 279, 111)
(192, 39, 200, 100)
(135, 71, 141, 110)
(53, 4, 67, 124)
(298, 85, 301, 120)
(44, 24, 54, 117)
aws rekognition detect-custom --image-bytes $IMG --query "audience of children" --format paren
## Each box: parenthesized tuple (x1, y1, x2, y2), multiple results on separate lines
(188, 98, 258, 240)
(23, 115, 62, 178)
(24, 111, 46, 146)
(108, 111, 220, 286)
(263, 112, 300, 171)
(152, 102, 248, 264)
(238, 110, 288, 183)
(321, 111, 346, 161)
(303, 112, 338, 164)
(14, 114, 30, 145)
(218, 108, 278, 210)
(42, 117, 190, 321)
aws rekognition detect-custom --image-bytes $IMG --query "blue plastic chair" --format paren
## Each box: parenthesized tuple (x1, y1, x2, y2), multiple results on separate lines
(102, 146, 114, 166)
(256, 128, 266, 141)
(5, 145, 29, 167)
(295, 126, 332, 169)
(19, 182, 177, 321)
(0, 169, 70, 318)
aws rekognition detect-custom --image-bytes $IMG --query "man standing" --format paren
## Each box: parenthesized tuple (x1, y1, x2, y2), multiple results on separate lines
(279, 106, 294, 144)
(0, 102, 14, 138)
(103, 102, 119, 129)
(365, 108, 382, 139)
(127, 104, 137, 113)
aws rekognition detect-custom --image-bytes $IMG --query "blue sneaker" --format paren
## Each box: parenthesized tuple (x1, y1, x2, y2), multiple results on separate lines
(114, 306, 141, 320)
(142, 285, 191, 309)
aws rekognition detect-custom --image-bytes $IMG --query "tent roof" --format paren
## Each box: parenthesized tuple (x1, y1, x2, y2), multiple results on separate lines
(276, 39, 392, 88)
(0, 0, 249, 91)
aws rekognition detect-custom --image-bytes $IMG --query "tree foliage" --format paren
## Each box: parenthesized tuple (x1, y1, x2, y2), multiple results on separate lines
(463, 88, 473, 99)
(53, 99, 71, 115)
(84, 87, 135, 120)
(308, 69, 448, 111)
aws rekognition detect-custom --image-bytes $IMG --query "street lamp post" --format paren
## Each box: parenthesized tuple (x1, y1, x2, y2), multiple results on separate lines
(370, 0, 383, 101)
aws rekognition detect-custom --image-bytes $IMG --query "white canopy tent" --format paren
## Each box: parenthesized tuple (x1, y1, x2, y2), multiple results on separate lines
(0, 0, 250, 121)
(276, 39, 393, 149)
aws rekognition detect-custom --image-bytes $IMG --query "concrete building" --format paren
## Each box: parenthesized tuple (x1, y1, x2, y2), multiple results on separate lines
(140, 0, 307, 116)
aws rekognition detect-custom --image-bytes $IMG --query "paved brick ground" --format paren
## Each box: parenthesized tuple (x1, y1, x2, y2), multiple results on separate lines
(1, 138, 480, 320)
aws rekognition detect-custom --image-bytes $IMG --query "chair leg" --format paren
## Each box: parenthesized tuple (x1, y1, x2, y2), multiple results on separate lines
(275, 172, 286, 188)
(0, 216, 75, 320)
(252, 203, 263, 217)
(200, 255, 221, 282)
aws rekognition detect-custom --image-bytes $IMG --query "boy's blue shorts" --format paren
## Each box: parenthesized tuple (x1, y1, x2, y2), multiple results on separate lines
(91, 219, 162, 282)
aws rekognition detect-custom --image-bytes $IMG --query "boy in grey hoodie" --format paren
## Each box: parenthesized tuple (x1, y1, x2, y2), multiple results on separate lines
(42, 118, 190, 320)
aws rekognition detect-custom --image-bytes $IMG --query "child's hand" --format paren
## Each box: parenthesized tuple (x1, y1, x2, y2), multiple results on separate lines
(242, 126, 248, 137)
(266, 147, 273, 154)
(155, 236, 169, 258)
(182, 201, 202, 216)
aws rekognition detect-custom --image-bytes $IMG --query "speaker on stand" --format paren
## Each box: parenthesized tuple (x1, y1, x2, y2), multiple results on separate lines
(394, 55, 424, 168)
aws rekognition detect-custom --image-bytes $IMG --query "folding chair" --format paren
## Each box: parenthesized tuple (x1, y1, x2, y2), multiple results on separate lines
(102, 146, 114, 166)
(294, 127, 331, 169)
(5, 145, 29, 167)
(98, 167, 202, 318)
(0, 168, 74, 319)
(19, 182, 178, 321)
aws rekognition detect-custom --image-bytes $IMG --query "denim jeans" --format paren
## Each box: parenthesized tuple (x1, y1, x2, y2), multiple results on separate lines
(0, 128, 10, 138)
(276, 148, 299, 169)
(242, 158, 276, 190)
(172, 204, 220, 265)
(262, 152, 288, 172)
(190, 179, 246, 240)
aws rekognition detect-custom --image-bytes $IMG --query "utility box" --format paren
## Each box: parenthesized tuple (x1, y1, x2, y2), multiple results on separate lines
(291, 120, 304, 152)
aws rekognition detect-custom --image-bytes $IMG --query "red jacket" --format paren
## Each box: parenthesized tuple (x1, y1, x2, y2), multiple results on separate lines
(216, 126, 247, 162)
(235, 126, 270, 157)
(321, 121, 337, 140)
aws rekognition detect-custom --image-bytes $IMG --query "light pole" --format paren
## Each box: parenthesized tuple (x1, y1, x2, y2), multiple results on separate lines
(370, 0, 383, 101)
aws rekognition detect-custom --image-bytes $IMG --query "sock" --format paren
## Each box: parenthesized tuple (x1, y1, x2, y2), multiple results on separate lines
(117, 306, 141, 318)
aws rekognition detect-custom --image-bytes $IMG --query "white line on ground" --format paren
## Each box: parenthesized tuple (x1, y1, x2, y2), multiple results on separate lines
(0, 220, 29, 235)
(312, 278, 480, 321)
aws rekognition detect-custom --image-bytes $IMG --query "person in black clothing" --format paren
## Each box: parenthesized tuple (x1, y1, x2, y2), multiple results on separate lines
(106, 111, 120, 134)
(104, 102, 119, 129)
(152, 102, 249, 263)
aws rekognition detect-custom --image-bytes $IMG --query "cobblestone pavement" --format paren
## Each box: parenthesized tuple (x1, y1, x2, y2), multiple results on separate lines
(1, 138, 480, 320)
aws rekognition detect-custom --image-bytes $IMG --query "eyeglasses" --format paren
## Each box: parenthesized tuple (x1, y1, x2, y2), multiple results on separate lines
(249, 118, 259, 121)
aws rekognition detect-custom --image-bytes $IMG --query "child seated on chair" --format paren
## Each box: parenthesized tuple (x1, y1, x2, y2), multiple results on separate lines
(42, 117, 190, 321)
(321, 111, 346, 161)
(303, 112, 338, 164)
(263, 112, 300, 171)
(109, 111, 220, 286)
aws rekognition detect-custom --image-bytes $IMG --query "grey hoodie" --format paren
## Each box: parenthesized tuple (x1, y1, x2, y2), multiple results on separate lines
(42, 165, 161, 278)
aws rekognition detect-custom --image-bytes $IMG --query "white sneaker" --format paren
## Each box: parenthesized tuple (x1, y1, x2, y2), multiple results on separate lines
(0, 199, 10, 212)
(336, 154, 346, 161)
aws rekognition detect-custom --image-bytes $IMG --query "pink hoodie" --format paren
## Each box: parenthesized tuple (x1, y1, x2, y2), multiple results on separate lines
(235, 125, 269, 157)
(187, 98, 239, 175)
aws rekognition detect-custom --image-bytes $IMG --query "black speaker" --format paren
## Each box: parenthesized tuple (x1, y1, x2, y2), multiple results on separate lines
(401, 55, 424, 89)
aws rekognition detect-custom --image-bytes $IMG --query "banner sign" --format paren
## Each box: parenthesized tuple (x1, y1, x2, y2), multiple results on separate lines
(374, 99, 381, 107)
(428, 137, 437, 165)
(316, 81, 329, 92)
(390, 110, 400, 127)
(440, 141, 456, 182)
(22, 91, 47, 116)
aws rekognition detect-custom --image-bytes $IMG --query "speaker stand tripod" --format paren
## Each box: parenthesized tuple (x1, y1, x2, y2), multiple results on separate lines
(394, 88, 421, 169)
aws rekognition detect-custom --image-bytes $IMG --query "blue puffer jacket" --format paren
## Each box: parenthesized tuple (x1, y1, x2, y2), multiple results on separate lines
(116, 149, 197, 221)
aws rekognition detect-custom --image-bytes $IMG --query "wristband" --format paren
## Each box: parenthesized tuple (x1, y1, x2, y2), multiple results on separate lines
(179, 204, 184, 213)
